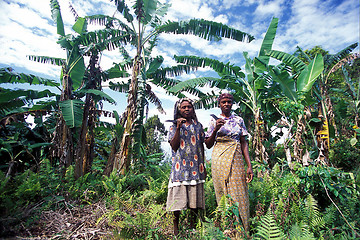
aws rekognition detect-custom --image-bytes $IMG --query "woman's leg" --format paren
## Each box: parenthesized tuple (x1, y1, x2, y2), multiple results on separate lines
(173, 210, 180, 236)
(189, 208, 198, 229)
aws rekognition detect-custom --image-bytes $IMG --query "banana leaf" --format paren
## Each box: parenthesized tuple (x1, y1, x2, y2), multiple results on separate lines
(59, 99, 84, 128)
(297, 54, 324, 93)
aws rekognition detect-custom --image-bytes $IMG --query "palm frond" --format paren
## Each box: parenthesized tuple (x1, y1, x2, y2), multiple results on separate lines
(118, 45, 132, 64)
(150, 76, 179, 89)
(297, 54, 324, 93)
(294, 46, 311, 63)
(325, 42, 358, 69)
(157, 19, 254, 42)
(341, 66, 357, 99)
(144, 84, 165, 114)
(77, 89, 116, 104)
(193, 92, 219, 110)
(72, 17, 87, 34)
(147, 56, 164, 74)
(68, 2, 79, 21)
(174, 55, 244, 77)
(148, 2, 170, 27)
(266, 50, 306, 73)
(28, 55, 65, 66)
(327, 53, 359, 76)
(150, 64, 197, 80)
(0, 67, 59, 87)
(134, 0, 158, 24)
(103, 64, 130, 81)
(111, 0, 134, 23)
(77, 29, 133, 52)
(258, 17, 278, 66)
(109, 80, 130, 93)
(50, 0, 65, 36)
(168, 77, 220, 93)
(0, 89, 56, 106)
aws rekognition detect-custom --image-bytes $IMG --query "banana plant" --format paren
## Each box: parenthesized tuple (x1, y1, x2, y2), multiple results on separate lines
(340, 61, 360, 145)
(28, 0, 130, 177)
(267, 43, 357, 165)
(108, 0, 255, 175)
(0, 67, 60, 177)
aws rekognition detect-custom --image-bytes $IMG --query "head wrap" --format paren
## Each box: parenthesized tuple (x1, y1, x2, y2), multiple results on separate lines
(217, 93, 234, 104)
(173, 98, 198, 121)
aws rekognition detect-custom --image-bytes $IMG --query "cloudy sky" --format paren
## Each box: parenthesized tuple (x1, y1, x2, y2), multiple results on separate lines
(0, 0, 359, 134)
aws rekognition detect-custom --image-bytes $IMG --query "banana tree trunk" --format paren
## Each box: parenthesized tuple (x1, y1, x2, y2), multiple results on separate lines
(51, 74, 74, 175)
(74, 93, 92, 179)
(252, 109, 268, 165)
(292, 114, 305, 163)
(113, 55, 142, 175)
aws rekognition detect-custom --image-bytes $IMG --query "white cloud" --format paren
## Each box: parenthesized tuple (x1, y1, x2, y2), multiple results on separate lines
(255, 0, 285, 18)
(282, 0, 359, 53)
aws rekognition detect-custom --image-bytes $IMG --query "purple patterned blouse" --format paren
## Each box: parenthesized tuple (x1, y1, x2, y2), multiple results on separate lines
(205, 113, 249, 142)
(168, 120, 205, 182)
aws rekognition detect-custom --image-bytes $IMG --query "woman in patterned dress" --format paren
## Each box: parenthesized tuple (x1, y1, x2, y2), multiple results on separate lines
(166, 98, 206, 236)
(205, 93, 253, 234)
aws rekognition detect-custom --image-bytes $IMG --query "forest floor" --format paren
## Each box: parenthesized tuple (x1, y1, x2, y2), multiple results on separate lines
(2, 201, 115, 239)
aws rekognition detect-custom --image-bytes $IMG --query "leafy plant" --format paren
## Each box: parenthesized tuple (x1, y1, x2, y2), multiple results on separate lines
(254, 208, 286, 240)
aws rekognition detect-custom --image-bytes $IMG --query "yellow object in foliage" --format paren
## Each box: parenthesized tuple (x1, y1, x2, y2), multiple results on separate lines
(317, 118, 330, 150)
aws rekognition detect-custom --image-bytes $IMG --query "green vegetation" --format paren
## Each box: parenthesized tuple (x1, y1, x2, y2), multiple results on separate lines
(0, 0, 359, 239)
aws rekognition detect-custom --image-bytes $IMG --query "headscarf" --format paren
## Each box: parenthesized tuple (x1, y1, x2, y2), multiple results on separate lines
(173, 98, 198, 122)
(217, 92, 234, 104)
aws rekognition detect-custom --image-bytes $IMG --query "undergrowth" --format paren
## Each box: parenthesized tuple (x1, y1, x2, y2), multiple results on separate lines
(1, 157, 359, 239)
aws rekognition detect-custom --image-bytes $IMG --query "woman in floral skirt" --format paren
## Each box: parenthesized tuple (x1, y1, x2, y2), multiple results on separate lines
(166, 98, 206, 236)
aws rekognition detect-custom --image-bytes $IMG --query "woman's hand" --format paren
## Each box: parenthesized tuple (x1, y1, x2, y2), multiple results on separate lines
(177, 118, 186, 128)
(246, 167, 254, 183)
(214, 118, 225, 132)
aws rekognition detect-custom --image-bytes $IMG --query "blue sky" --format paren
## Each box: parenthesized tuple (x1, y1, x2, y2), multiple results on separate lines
(0, 0, 359, 132)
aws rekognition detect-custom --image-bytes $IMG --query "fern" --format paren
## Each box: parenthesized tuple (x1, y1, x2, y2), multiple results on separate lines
(289, 222, 316, 240)
(111, 203, 167, 239)
(254, 208, 285, 240)
(304, 194, 325, 232)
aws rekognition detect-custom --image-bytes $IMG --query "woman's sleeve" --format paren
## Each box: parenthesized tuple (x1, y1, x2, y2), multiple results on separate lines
(205, 118, 216, 139)
(167, 124, 176, 142)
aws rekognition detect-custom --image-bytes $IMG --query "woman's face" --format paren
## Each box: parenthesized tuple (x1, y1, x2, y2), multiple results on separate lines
(219, 97, 233, 114)
(179, 101, 194, 119)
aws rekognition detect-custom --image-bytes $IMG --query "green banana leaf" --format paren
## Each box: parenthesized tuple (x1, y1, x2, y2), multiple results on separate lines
(77, 89, 116, 104)
(266, 50, 307, 72)
(72, 17, 87, 34)
(147, 56, 164, 74)
(257, 17, 278, 69)
(68, 54, 85, 90)
(50, 0, 65, 36)
(59, 99, 84, 128)
(297, 54, 324, 93)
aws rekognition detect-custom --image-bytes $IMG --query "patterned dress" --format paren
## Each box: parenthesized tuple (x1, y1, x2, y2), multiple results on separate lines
(205, 113, 250, 232)
(166, 120, 206, 211)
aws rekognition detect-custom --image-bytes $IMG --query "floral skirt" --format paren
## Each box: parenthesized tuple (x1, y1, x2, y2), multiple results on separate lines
(166, 181, 205, 211)
(211, 137, 250, 232)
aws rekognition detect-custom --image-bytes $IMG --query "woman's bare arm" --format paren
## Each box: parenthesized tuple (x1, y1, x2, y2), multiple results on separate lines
(205, 119, 225, 149)
(240, 136, 254, 183)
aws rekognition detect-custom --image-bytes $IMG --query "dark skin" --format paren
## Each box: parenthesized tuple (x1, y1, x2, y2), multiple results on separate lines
(169, 100, 206, 236)
(205, 97, 254, 183)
